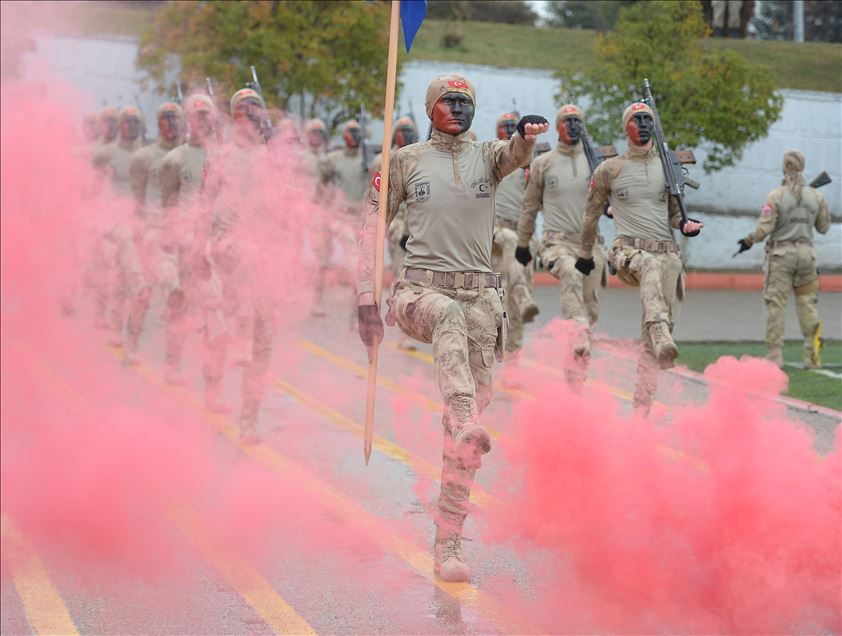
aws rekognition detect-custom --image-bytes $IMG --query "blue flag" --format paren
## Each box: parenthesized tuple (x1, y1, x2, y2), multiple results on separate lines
(400, 0, 427, 53)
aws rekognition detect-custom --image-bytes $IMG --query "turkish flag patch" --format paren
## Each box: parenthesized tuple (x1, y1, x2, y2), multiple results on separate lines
(448, 79, 467, 89)
(563, 106, 576, 113)
(632, 102, 648, 111)
(588, 174, 595, 194)
(372, 171, 381, 192)
(761, 203, 773, 215)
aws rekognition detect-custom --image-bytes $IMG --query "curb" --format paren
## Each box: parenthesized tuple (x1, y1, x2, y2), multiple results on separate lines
(534, 272, 842, 291)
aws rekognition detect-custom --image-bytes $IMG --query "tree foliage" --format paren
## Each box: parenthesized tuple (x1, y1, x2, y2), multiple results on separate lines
(557, 1, 783, 172)
(544, 1, 636, 31)
(426, 1, 537, 25)
(137, 1, 400, 120)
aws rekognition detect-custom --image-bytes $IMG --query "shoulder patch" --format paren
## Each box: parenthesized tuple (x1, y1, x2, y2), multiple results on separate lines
(372, 171, 381, 192)
(588, 174, 595, 195)
(761, 202, 773, 215)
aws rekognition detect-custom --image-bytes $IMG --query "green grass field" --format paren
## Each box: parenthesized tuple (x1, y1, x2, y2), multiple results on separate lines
(677, 340, 842, 411)
(46, 4, 842, 94)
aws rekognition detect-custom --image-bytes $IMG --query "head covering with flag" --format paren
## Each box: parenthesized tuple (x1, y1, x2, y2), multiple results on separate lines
(400, 0, 427, 53)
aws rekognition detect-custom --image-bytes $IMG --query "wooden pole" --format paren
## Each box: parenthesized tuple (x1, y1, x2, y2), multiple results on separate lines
(364, 0, 400, 465)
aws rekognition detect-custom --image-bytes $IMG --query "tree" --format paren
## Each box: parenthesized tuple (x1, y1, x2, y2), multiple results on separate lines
(753, 0, 842, 42)
(136, 1, 400, 121)
(425, 1, 537, 25)
(544, 1, 636, 31)
(557, 1, 783, 172)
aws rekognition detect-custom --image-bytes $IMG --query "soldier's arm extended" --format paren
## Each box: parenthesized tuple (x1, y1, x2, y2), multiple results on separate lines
(517, 156, 544, 247)
(159, 156, 179, 209)
(357, 157, 405, 301)
(579, 163, 611, 259)
(743, 191, 781, 246)
(487, 132, 535, 183)
(129, 151, 148, 210)
(815, 191, 831, 234)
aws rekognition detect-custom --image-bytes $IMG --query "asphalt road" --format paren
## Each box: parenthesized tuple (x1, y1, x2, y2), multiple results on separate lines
(2, 284, 839, 635)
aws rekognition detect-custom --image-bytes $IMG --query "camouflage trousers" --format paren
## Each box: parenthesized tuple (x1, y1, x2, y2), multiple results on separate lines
(492, 227, 533, 353)
(204, 233, 276, 434)
(764, 244, 819, 353)
(609, 243, 683, 410)
(389, 277, 503, 530)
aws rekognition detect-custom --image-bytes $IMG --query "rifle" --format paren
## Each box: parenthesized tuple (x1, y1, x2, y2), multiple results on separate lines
(175, 81, 184, 104)
(810, 171, 832, 189)
(359, 105, 371, 173)
(205, 77, 215, 100)
(511, 97, 521, 119)
(581, 130, 617, 176)
(205, 77, 224, 143)
(641, 78, 699, 225)
(248, 65, 274, 143)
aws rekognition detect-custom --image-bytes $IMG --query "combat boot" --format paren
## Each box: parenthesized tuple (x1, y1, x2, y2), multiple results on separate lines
(766, 346, 784, 368)
(433, 529, 470, 582)
(803, 345, 820, 369)
(451, 420, 491, 469)
(649, 322, 678, 368)
(522, 302, 540, 324)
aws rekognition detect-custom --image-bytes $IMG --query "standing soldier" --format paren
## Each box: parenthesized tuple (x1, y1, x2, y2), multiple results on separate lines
(492, 111, 539, 363)
(159, 94, 221, 392)
(92, 106, 143, 196)
(575, 102, 703, 413)
(370, 117, 419, 349)
(97, 107, 119, 148)
(735, 150, 830, 368)
(302, 118, 328, 176)
(126, 101, 184, 367)
(357, 73, 548, 581)
(516, 104, 606, 383)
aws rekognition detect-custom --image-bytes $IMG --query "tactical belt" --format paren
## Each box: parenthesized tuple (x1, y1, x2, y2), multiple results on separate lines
(403, 267, 501, 290)
(544, 230, 605, 246)
(768, 238, 813, 247)
(495, 217, 519, 232)
(615, 236, 680, 253)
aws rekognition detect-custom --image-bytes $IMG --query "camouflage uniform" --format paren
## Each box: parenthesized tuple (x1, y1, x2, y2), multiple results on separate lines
(741, 150, 830, 367)
(358, 74, 538, 581)
(580, 103, 688, 411)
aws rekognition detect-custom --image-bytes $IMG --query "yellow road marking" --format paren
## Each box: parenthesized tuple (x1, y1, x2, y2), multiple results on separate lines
(108, 349, 539, 634)
(273, 376, 497, 508)
(21, 344, 317, 636)
(1, 515, 80, 636)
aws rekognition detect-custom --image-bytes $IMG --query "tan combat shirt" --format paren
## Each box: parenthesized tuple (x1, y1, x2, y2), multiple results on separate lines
(518, 142, 589, 246)
(357, 129, 535, 294)
(130, 138, 180, 220)
(746, 184, 830, 246)
(92, 140, 137, 197)
(579, 145, 681, 259)
(320, 146, 370, 204)
(495, 168, 527, 224)
(159, 140, 210, 209)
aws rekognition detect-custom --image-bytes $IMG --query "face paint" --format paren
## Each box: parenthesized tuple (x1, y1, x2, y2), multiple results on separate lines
(158, 111, 181, 143)
(626, 113, 653, 146)
(101, 117, 118, 143)
(558, 116, 582, 145)
(497, 120, 517, 140)
(344, 127, 361, 148)
(188, 110, 213, 142)
(233, 97, 264, 140)
(307, 128, 327, 150)
(394, 125, 417, 148)
(431, 92, 474, 135)
(120, 117, 141, 142)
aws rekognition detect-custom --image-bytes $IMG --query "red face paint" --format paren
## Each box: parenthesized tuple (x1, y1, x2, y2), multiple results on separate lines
(431, 99, 465, 135)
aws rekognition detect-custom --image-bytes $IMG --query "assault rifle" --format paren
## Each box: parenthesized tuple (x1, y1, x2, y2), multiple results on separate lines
(359, 105, 371, 174)
(247, 65, 274, 143)
(175, 81, 184, 104)
(641, 78, 700, 225)
(810, 171, 832, 189)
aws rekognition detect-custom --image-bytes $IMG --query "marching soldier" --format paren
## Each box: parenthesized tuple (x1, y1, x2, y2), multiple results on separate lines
(735, 150, 831, 368)
(159, 94, 222, 392)
(492, 112, 539, 362)
(516, 104, 606, 383)
(357, 73, 548, 581)
(125, 101, 184, 366)
(576, 102, 703, 413)
(319, 119, 370, 212)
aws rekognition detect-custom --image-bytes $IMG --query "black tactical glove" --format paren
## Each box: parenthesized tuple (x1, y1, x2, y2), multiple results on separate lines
(399, 234, 409, 250)
(736, 239, 751, 254)
(515, 246, 532, 266)
(679, 217, 702, 237)
(358, 304, 384, 348)
(516, 115, 549, 138)
(574, 257, 596, 276)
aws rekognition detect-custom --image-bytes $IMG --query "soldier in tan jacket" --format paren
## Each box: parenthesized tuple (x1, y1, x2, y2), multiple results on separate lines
(357, 73, 548, 582)
(736, 150, 831, 367)
(576, 102, 703, 413)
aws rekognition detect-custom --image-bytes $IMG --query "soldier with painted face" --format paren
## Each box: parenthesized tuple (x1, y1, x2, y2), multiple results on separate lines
(97, 107, 119, 147)
(93, 106, 143, 197)
(736, 150, 830, 368)
(357, 73, 548, 582)
(517, 104, 607, 383)
(159, 93, 220, 390)
(319, 119, 370, 212)
(492, 112, 539, 363)
(301, 118, 328, 177)
(576, 102, 703, 412)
